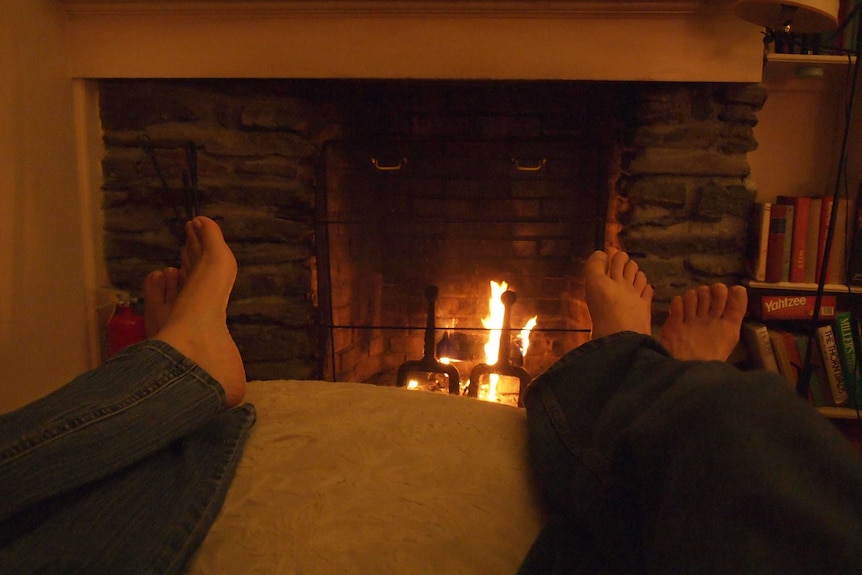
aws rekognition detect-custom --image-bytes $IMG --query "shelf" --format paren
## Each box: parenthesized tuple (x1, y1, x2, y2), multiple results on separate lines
(818, 406, 862, 420)
(763, 53, 858, 85)
(765, 53, 857, 65)
(744, 280, 862, 294)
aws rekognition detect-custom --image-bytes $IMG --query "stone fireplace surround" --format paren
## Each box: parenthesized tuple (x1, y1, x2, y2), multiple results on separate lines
(99, 79, 765, 383)
(64, 0, 768, 383)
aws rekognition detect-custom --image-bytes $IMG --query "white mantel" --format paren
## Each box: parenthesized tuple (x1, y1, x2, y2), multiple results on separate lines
(58, 1, 765, 81)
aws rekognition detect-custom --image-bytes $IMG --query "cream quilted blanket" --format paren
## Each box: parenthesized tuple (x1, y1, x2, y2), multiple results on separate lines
(186, 379, 544, 575)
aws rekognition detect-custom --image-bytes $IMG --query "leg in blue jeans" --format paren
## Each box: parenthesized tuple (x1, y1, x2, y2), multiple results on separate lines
(0, 340, 255, 574)
(0, 216, 252, 574)
(518, 251, 862, 575)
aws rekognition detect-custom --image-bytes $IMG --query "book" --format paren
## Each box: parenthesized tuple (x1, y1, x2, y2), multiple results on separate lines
(835, 311, 862, 409)
(817, 196, 836, 283)
(747, 202, 771, 282)
(795, 333, 832, 407)
(815, 323, 850, 406)
(777, 196, 810, 283)
(842, 0, 861, 51)
(753, 293, 837, 321)
(742, 321, 780, 373)
(765, 203, 794, 283)
(768, 328, 798, 386)
(826, 197, 850, 285)
(804, 197, 822, 283)
(853, 318, 862, 408)
(847, 185, 862, 285)
(780, 329, 805, 388)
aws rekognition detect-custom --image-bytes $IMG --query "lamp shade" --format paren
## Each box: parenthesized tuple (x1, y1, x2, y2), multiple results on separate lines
(733, 0, 840, 33)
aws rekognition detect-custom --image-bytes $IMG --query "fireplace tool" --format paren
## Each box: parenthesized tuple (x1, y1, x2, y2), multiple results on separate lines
(396, 285, 461, 394)
(139, 136, 201, 243)
(467, 290, 531, 407)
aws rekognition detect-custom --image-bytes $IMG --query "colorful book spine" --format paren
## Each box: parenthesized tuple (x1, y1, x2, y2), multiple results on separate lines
(804, 197, 822, 284)
(826, 197, 850, 285)
(795, 333, 831, 407)
(742, 321, 780, 373)
(768, 328, 797, 387)
(779, 329, 804, 387)
(747, 202, 771, 282)
(843, 0, 861, 51)
(817, 196, 834, 283)
(835, 311, 862, 409)
(816, 323, 850, 406)
(847, 185, 862, 285)
(766, 204, 794, 283)
(778, 196, 810, 283)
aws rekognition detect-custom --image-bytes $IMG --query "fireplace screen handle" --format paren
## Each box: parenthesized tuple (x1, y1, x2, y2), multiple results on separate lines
(511, 158, 547, 172)
(371, 157, 407, 171)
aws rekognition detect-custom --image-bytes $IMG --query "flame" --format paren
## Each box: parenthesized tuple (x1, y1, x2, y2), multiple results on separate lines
(520, 316, 538, 357)
(482, 281, 509, 367)
(479, 281, 537, 403)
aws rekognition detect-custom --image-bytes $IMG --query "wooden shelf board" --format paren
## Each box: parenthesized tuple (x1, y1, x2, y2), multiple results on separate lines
(818, 406, 862, 420)
(744, 280, 862, 293)
(765, 53, 857, 65)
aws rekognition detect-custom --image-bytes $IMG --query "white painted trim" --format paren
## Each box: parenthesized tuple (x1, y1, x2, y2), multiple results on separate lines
(58, 0, 765, 81)
(72, 79, 109, 369)
(57, 1, 734, 18)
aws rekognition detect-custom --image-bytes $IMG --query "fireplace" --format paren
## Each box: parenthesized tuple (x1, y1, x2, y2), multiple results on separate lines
(99, 78, 764, 386)
(81, 0, 766, 394)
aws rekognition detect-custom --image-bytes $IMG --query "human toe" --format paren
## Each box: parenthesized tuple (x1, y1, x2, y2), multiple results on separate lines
(695, 285, 712, 317)
(682, 288, 698, 320)
(608, 251, 630, 280)
(584, 250, 610, 278)
(164, 267, 180, 305)
(724, 285, 748, 323)
(708, 283, 729, 318)
(144, 270, 166, 304)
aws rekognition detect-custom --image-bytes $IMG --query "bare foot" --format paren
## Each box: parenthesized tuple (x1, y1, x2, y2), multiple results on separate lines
(658, 283, 748, 361)
(584, 250, 654, 339)
(143, 267, 180, 337)
(150, 217, 246, 407)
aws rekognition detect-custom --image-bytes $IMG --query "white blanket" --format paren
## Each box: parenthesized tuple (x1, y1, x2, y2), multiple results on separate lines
(186, 379, 544, 574)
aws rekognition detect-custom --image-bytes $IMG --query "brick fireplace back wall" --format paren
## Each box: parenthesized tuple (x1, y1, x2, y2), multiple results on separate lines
(98, 80, 766, 382)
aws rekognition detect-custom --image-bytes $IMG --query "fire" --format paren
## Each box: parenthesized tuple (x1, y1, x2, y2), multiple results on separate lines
(481, 281, 509, 367)
(479, 281, 537, 403)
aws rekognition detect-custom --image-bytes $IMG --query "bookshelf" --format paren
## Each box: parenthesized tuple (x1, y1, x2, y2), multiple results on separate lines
(765, 53, 857, 65)
(763, 53, 857, 83)
(743, 280, 862, 421)
(746, 280, 862, 293)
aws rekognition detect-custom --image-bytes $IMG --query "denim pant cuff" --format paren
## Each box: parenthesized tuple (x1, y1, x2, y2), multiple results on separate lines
(520, 331, 862, 575)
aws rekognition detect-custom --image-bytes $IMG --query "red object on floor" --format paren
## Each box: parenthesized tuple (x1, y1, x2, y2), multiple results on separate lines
(107, 304, 147, 357)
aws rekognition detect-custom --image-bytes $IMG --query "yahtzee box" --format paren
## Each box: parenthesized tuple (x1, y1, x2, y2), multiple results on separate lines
(755, 294, 837, 320)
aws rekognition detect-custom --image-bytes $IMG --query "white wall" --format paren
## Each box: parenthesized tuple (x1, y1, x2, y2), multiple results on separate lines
(0, 0, 90, 413)
(751, 59, 862, 203)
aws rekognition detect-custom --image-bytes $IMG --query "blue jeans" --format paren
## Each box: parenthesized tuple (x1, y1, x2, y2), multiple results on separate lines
(518, 332, 862, 575)
(0, 340, 255, 574)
